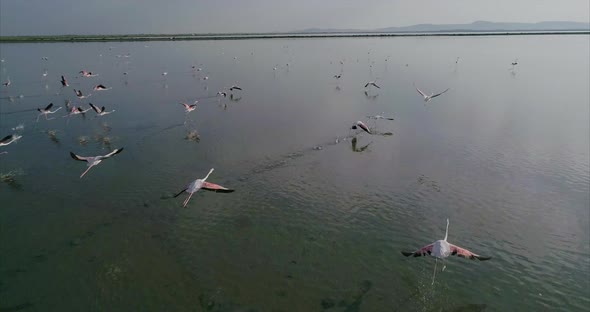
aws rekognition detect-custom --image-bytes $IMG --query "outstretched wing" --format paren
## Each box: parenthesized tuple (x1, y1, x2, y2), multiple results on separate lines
(89, 103, 100, 113)
(173, 188, 187, 198)
(0, 135, 13, 144)
(449, 244, 491, 261)
(401, 243, 434, 257)
(100, 148, 124, 159)
(44, 103, 54, 111)
(70, 152, 88, 162)
(201, 181, 235, 193)
(431, 88, 450, 98)
(372, 82, 381, 89)
(415, 86, 427, 97)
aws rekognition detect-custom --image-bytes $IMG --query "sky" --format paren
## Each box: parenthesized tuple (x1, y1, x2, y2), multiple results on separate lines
(1, 0, 589, 36)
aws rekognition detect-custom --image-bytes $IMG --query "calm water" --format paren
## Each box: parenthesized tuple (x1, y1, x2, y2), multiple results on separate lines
(0, 35, 588, 311)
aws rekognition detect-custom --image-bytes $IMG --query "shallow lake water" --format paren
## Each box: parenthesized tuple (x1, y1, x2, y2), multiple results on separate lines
(0, 35, 589, 311)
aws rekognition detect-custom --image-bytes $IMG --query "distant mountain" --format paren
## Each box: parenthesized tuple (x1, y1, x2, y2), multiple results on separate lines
(300, 21, 590, 33)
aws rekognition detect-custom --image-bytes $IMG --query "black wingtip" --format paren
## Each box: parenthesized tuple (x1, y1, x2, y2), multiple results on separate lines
(173, 189, 187, 198)
(401, 251, 414, 257)
(70, 152, 78, 160)
(477, 256, 492, 261)
(115, 147, 124, 154)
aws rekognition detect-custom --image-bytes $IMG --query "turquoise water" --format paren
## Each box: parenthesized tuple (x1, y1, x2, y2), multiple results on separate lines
(1, 35, 589, 311)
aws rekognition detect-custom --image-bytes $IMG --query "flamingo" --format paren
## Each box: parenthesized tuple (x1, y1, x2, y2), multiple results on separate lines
(89, 103, 115, 117)
(74, 89, 91, 99)
(401, 218, 491, 284)
(180, 101, 198, 113)
(364, 81, 380, 89)
(217, 91, 227, 97)
(351, 121, 371, 134)
(174, 168, 234, 207)
(70, 148, 124, 178)
(37, 103, 63, 121)
(415, 85, 450, 102)
(0, 134, 22, 147)
(366, 114, 394, 121)
(93, 84, 112, 91)
(2, 78, 10, 87)
(229, 85, 242, 91)
(61, 75, 69, 87)
(63, 106, 91, 117)
(79, 70, 98, 77)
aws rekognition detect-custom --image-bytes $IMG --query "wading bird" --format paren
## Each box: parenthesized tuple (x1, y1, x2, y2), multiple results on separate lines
(89, 103, 115, 117)
(37, 103, 63, 121)
(70, 148, 124, 178)
(174, 168, 234, 207)
(401, 218, 491, 285)
(415, 85, 450, 102)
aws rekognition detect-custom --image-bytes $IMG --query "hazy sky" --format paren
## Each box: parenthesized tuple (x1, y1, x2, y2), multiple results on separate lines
(1, 0, 588, 35)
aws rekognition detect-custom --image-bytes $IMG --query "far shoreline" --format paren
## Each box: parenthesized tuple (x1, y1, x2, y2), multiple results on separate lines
(1, 31, 588, 43)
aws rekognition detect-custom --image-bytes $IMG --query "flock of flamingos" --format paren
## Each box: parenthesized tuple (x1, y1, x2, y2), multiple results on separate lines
(0, 50, 506, 285)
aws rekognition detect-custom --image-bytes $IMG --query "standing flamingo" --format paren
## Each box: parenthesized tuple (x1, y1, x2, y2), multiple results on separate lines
(174, 168, 234, 207)
(402, 218, 491, 284)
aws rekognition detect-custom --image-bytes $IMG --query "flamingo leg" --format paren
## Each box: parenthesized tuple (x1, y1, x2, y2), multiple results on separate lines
(183, 192, 194, 207)
(80, 165, 94, 178)
(432, 258, 438, 285)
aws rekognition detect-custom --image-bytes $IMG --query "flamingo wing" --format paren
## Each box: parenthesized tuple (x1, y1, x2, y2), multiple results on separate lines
(372, 82, 381, 89)
(70, 152, 89, 162)
(99, 148, 124, 159)
(173, 188, 187, 198)
(89, 103, 101, 113)
(356, 121, 371, 134)
(401, 243, 434, 257)
(44, 103, 54, 111)
(449, 244, 491, 261)
(1, 135, 13, 144)
(431, 88, 450, 98)
(415, 87, 427, 97)
(201, 181, 235, 193)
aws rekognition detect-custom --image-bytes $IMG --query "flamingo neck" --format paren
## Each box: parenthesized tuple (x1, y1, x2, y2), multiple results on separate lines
(202, 168, 214, 182)
(444, 218, 449, 241)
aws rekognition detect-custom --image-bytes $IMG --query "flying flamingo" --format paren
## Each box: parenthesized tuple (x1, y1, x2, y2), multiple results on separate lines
(229, 85, 242, 91)
(364, 81, 380, 89)
(402, 218, 491, 284)
(37, 103, 63, 121)
(0, 134, 22, 147)
(415, 84, 450, 102)
(180, 101, 198, 113)
(2, 78, 10, 87)
(74, 89, 91, 99)
(351, 121, 371, 134)
(70, 148, 124, 178)
(93, 84, 112, 91)
(79, 70, 98, 77)
(89, 103, 115, 117)
(174, 168, 234, 207)
(217, 91, 227, 97)
(63, 106, 91, 117)
(61, 75, 69, 87)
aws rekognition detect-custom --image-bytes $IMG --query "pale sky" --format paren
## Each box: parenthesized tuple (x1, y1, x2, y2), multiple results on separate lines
(1, 0, 588, 35)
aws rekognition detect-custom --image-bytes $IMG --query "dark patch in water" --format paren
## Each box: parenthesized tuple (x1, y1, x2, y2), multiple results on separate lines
(443, 304, 487, 312)
(0, 302, 35, 312)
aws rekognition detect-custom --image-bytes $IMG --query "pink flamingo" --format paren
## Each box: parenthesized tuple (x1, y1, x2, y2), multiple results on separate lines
(402, 218, 491, 284)
(93, 84, 112, 91)
(79, 70, 98, 77)
(70, 148, 124, 178)
(61, 75, 69, 87)
(351, 121, 371, 134)
(74, 89, 91, 99)
(180, 101, 198, 113)
(174, 168, 234, 207)
(37, 103, 63, 121)
(89, 103, 115, 117)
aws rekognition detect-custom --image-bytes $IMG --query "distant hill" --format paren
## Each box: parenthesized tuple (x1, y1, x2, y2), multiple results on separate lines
(300, 21, 590, 33)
